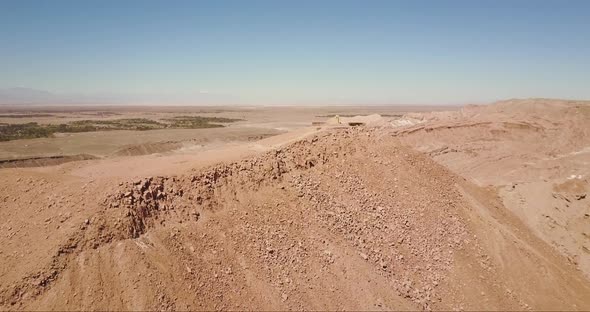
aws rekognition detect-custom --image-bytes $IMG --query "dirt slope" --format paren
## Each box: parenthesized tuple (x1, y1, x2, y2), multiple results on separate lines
(1, 124, 589, 310)
(395, 99, 590, 278)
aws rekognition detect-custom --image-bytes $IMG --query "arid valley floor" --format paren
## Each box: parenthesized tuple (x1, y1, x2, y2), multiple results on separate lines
(1, 99, 589, 310)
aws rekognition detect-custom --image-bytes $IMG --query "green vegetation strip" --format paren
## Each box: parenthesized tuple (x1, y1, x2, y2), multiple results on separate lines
(0, 116, 242, 141)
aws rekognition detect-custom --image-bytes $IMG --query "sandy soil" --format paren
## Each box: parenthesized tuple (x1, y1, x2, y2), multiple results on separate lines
(1, 100, 589, 310)
(0, 128, 280, 161)
(0, 105, 451, 163)
(395, 99, 590, 278)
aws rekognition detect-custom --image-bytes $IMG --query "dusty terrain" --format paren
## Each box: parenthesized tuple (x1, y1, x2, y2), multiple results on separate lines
(0, 105, 443, 163)
(1, 100, 590, 310)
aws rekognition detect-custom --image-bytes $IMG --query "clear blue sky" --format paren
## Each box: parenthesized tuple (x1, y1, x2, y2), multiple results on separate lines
(1, 0, 589, 105)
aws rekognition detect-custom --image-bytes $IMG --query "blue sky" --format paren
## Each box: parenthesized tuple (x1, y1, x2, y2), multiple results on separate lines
(1, 0, 589, 105)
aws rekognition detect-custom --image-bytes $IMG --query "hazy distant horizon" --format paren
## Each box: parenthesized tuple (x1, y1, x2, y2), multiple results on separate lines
(2, 87, 589, 107)
(2, 0, 589, 105)
(0, 87, 485, 106)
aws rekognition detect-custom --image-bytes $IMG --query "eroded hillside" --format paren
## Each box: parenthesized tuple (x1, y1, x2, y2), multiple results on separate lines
(2, 119, 589, 310)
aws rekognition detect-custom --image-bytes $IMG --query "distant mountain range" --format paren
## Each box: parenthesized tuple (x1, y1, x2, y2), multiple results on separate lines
(0, 87, 110, 105)
(0, 87, 68, 105)
(0, 87, 238, 105)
